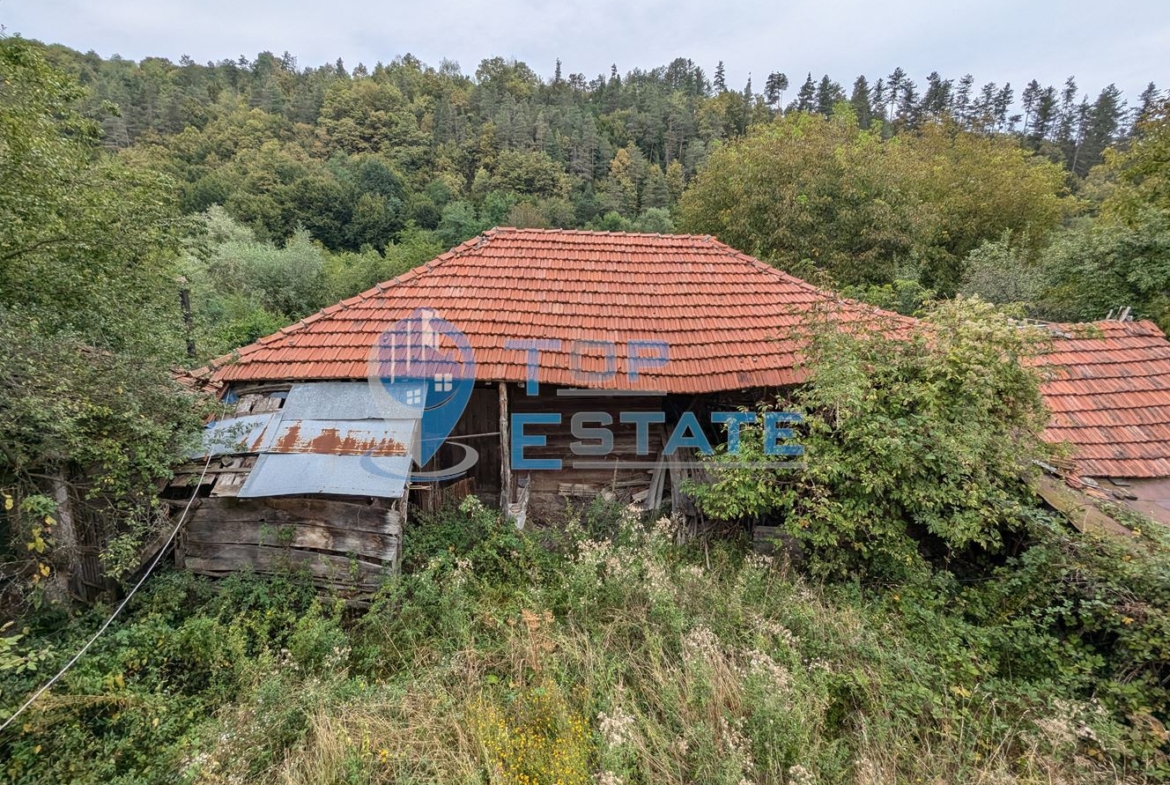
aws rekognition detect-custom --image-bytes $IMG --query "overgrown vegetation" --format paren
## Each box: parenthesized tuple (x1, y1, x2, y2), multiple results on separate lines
(1, 498, 1168, 783)
(689, 298, 1052, 581)
(5, 27, 1170, 785)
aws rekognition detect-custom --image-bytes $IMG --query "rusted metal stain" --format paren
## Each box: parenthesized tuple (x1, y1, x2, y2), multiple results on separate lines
(271, 420, 408, 457)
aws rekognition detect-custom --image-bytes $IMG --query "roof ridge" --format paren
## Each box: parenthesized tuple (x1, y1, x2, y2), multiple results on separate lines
(486, 225, 717, 241)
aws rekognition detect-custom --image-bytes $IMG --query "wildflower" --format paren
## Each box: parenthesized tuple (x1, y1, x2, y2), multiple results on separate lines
(682, 626, 722, 664)
(745, 553, 774, 570)
(744, 648, 790, 689)
(787, 764, 817, 785)
(597, 707, 636, 747)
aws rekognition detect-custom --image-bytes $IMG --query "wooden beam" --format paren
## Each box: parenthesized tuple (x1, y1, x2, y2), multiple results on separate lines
(499, 381, 512, 509)
(1034, 475, 1132, 536)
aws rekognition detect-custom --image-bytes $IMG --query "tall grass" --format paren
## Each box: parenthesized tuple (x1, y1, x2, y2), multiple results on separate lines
(191, 502, 1143, 784)
(0, 499, 1156, 783)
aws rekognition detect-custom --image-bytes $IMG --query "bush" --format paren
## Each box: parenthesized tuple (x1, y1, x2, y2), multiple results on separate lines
(690, 297, 1051, 581)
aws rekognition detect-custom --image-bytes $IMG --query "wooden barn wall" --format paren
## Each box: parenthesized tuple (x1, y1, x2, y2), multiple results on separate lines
(509, 387, 668, 521)
(178, 496, 402, 593)
(440, 384, 500, 497)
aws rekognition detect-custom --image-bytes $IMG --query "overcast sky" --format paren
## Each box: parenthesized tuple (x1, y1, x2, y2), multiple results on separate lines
(3, 0, 1168, 103)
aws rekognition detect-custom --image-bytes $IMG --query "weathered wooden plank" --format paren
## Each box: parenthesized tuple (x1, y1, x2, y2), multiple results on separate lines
(189, 497, 396, 535)
(1034, 475, 1132, 536)
(185, 517, 397, 560)
(500, 382, 512, 508)
(183, 543, 385, 587)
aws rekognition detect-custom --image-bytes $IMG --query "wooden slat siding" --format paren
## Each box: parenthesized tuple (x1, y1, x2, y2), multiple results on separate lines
(183, 543, 384, 589)
(510, 388, 665, 520)
(423, 384, 501, 498)
(185, 517, 396, 561)
(181, 496, 401, 591)
(188, 497, 397, 534)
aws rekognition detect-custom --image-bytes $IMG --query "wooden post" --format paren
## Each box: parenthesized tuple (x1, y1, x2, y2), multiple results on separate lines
(499, 382, 512, 510)
(177, 276, 196, 359)
(48, 469, 79, 603)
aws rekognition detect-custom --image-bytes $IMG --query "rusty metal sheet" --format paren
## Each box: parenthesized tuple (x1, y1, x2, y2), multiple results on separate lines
(256, 419, 413, 457)
(193, 381, 426, 499)
(237, 452, 412, 499)
(193, 413, 279, 458)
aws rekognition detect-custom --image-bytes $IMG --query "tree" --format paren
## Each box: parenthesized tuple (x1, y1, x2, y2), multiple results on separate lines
(1021, 79, 1042, 134)
(713, 60, 727, 93)
(0, 37, 184, 352)
(885, 67, 907, 121)
(1133, 82, 1163, 131)
(1107, 98, 1170, 216)
(1040, 211, 1170, 327)
(793, 73, 816, 113)
(678, 111, 925, 286)
(921, 71, 952, 119)
(895, 77, 921, 130)
(954, 74, 975, 126)
(814, 75, 844, 116)
(0, 37, 201, 602)
(1073, 84, 1125, 177)
(678, 112, 1070, 291)
(849, 76, 872, 129)
(764, 71, 788, 110)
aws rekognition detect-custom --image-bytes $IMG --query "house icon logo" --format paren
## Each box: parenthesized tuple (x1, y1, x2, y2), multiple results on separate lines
(367, 307, 477, 480)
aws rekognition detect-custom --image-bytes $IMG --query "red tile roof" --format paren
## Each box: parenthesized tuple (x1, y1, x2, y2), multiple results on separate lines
(1033, 320, 1170, 478)
(208, 228, 908, 394)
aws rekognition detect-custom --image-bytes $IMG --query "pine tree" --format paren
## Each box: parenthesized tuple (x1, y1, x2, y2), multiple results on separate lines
(973, 82, 999, 132)
(1133, 82, 1162, 132)
(1021, 80, 1041, 134)
(643, 165, 670, 209)
(764, 72, 789, 110)
(994, 83, 1014, 131)
(794, 73, 816, 113)
(870, 78, 886, 124)
(714, 61, 727, 93)
(815, 75, 844, 116)
(850, 75, 873, 129)
(954, 74, 975, 128)
(885, 67, 907, 121)
(1056, 76, 1079, 152)
(1074, 84, 1124, 176)
(1031, 86, 1058, 144)
(895, 78, 921, 130)
(921, 71, 952, 119)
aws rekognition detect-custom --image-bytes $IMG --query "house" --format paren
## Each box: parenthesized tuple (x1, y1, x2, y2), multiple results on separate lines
(171, 228, 907, 589)
(1031, 318, 1170, 527)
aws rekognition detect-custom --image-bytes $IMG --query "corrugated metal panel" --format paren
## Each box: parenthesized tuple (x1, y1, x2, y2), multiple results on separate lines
(237, 453, 411, 499)
(282, 381, 426, 421)
(256, 418, 414, 457)
(194, 381, 427, 499)
(194, 413, 279, 458)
